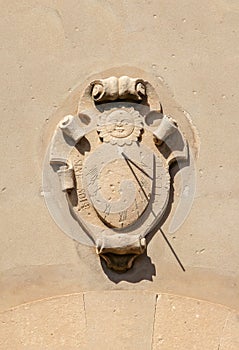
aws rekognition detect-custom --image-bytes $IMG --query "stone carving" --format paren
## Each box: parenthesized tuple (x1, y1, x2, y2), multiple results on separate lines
(97, 108, 143, 145)
(91, 76, 146, 102)
(46, 75, 189, 272)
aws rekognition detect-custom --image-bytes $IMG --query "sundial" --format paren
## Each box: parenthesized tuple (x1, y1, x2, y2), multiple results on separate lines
(43, 75, 194, 272)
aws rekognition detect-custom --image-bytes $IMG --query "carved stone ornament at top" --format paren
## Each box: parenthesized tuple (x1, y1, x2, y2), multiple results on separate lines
(46, 75, 189, 272)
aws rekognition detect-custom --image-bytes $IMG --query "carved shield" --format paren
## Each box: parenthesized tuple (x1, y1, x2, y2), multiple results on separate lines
(45, 75, 189, 272)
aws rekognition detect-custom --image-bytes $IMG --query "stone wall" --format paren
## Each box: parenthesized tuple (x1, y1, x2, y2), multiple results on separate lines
(0, 1, 238, 348)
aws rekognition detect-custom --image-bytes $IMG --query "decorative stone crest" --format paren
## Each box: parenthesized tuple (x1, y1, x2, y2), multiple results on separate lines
(44, 75, 192, 272)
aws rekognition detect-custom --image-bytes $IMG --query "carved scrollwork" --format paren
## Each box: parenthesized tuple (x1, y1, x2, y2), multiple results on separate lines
(44, 75, 195, 272)
(91, 76, 146, 102)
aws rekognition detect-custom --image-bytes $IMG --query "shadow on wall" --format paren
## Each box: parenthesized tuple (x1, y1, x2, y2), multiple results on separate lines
(100, 225, 185, 284)
(100, 250, 156, 284)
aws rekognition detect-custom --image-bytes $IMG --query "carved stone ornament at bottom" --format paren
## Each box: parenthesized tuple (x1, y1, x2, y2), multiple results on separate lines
(44, 75, 192, 272)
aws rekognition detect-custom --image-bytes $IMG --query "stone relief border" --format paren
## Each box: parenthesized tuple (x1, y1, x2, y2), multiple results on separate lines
(42, 73, 197, 272)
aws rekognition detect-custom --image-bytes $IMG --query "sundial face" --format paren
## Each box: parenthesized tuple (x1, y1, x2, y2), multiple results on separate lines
(70, 142, 154, 229)
(44, 75, 190, 272)
(66, 107, 170, 234)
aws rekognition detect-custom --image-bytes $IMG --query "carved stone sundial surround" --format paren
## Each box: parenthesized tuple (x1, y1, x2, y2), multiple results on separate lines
(43, 75, 194, 272)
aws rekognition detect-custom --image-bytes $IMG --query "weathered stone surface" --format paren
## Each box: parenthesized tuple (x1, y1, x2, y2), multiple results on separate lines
(0, 291, 156, 349)
(0, 292, 239, 349)
(219, 311, 239, 350)
(84, 290, 156, 349)
(0, 294, 86, 349)
(152, 294, 229, 350)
